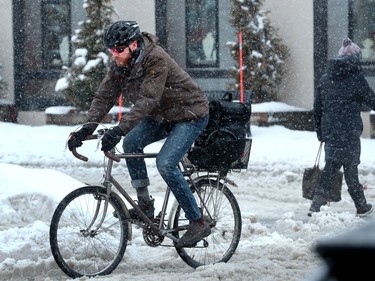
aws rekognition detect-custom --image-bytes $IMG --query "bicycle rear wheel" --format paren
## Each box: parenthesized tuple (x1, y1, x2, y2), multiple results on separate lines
(49, 186, 129, 278)
(172, 178, 242, 268)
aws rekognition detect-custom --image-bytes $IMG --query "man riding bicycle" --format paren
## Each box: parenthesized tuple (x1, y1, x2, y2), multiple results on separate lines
(68, 20, 211, 247)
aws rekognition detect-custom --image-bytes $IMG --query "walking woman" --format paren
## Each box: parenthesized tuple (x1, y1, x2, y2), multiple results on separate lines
(309, 38, 375, 217)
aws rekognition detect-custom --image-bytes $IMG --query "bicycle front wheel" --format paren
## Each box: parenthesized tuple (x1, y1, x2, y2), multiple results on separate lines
(49, 186, 129, 278)
(172, 178, 242, 268)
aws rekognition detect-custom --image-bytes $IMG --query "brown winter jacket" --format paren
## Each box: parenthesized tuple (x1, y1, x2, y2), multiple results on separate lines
(85, 32, 209, 135)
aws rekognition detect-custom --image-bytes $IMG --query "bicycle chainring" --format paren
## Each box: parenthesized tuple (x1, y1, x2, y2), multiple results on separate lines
(143, 224, 164, 247)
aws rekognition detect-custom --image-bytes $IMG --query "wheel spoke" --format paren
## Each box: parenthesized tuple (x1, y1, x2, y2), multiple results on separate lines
(173, 179, 241, 268)
(50, 186, 128, 278)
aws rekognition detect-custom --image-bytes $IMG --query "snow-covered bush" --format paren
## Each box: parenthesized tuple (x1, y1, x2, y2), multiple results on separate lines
(228, 0, 289, 103)
(55, 0, 114, 111)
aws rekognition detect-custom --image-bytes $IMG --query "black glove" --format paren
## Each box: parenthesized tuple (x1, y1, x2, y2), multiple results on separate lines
(101, 126, 124, 151)
(68, 127, 92, 151)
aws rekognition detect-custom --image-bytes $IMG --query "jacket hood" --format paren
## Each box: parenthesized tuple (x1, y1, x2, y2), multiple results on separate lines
(327, 57, 362, 80)
(141, 32, 159, 56)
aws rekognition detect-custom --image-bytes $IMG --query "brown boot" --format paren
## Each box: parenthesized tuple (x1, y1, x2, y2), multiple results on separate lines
(176, 216, 211, 248)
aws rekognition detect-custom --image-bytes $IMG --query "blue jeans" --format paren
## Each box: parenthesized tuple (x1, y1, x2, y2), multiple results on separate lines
(122, 116, 209, 221)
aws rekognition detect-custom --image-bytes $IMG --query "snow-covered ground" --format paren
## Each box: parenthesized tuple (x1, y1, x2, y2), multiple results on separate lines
(1, 121, 375, 281)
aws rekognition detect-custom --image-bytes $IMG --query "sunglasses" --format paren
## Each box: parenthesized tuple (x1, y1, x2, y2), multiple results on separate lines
(108, 46, 128, 54)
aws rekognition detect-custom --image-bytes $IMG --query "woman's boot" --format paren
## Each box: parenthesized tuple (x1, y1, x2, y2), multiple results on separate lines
(348, 186, 373, 217)
(308, 194, 327, 216)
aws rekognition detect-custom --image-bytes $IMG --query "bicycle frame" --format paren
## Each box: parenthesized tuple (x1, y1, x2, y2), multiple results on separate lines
(72, 141, 220, 244)
(101, 152, 182, 242)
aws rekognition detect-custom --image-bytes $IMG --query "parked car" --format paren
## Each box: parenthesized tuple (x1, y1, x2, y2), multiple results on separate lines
(310, 221, 375, 281)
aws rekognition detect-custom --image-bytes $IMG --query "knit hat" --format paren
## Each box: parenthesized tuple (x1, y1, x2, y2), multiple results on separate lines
(338, 38, 362, 59)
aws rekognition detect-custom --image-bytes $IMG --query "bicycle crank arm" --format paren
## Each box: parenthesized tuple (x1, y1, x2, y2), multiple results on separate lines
(161, 231, 179, 243)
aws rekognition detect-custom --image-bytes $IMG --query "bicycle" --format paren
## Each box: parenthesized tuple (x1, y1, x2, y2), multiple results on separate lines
(49, 129, 249, 278)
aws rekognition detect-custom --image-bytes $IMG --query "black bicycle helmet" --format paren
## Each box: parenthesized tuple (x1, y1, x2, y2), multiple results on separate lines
(103, 21, 142, 49)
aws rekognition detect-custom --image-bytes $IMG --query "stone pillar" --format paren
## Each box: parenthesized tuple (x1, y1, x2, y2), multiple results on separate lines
(361, 111, 371, 139)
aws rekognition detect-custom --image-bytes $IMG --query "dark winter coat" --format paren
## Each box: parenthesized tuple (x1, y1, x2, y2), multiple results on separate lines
(85, 32, 209, 135)
(314, 57, 375, 164)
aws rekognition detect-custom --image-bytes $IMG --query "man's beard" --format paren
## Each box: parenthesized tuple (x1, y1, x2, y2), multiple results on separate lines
(115, 58, 129, 68)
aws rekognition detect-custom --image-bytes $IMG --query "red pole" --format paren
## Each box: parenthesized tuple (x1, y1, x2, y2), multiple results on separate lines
(118, 95, 122, 121)
(238, 31, 244, 103)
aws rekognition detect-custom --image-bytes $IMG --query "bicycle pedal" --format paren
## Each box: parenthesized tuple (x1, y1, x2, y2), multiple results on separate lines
(178, 243, 197, 248)
(177, 239, 209, 248)
(182, 243, 198, 248)
(132, 222, 142, 229)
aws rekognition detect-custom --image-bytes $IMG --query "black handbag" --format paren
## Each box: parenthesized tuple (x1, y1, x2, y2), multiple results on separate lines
(302, 142, 343, 201)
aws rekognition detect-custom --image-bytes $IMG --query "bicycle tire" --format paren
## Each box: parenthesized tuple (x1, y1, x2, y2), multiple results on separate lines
(172, 179, 242, 268)
(49, 186, 129, 278)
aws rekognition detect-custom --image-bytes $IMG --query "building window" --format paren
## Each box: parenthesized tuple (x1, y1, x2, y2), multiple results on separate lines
(186, 0, 218, 68)
(351, 0, 375, 61)
(41, 0, 71, 69)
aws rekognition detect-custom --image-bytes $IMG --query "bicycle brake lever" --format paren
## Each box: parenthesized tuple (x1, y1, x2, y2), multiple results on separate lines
(95, 133, 104, 151)
(104, 151, 121, 162)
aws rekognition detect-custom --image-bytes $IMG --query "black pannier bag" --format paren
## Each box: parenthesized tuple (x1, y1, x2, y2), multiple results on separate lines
(187, 93, 252, 172)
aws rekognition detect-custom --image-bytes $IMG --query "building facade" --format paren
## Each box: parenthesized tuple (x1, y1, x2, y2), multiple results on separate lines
(0, 0, 374, 127)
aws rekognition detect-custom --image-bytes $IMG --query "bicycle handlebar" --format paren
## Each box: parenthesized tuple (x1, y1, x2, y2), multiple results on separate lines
(104, 151, 121, 162)
(70, 134, 121, 163)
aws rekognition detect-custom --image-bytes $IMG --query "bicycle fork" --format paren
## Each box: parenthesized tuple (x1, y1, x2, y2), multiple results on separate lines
(79, 180, 113, 238)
